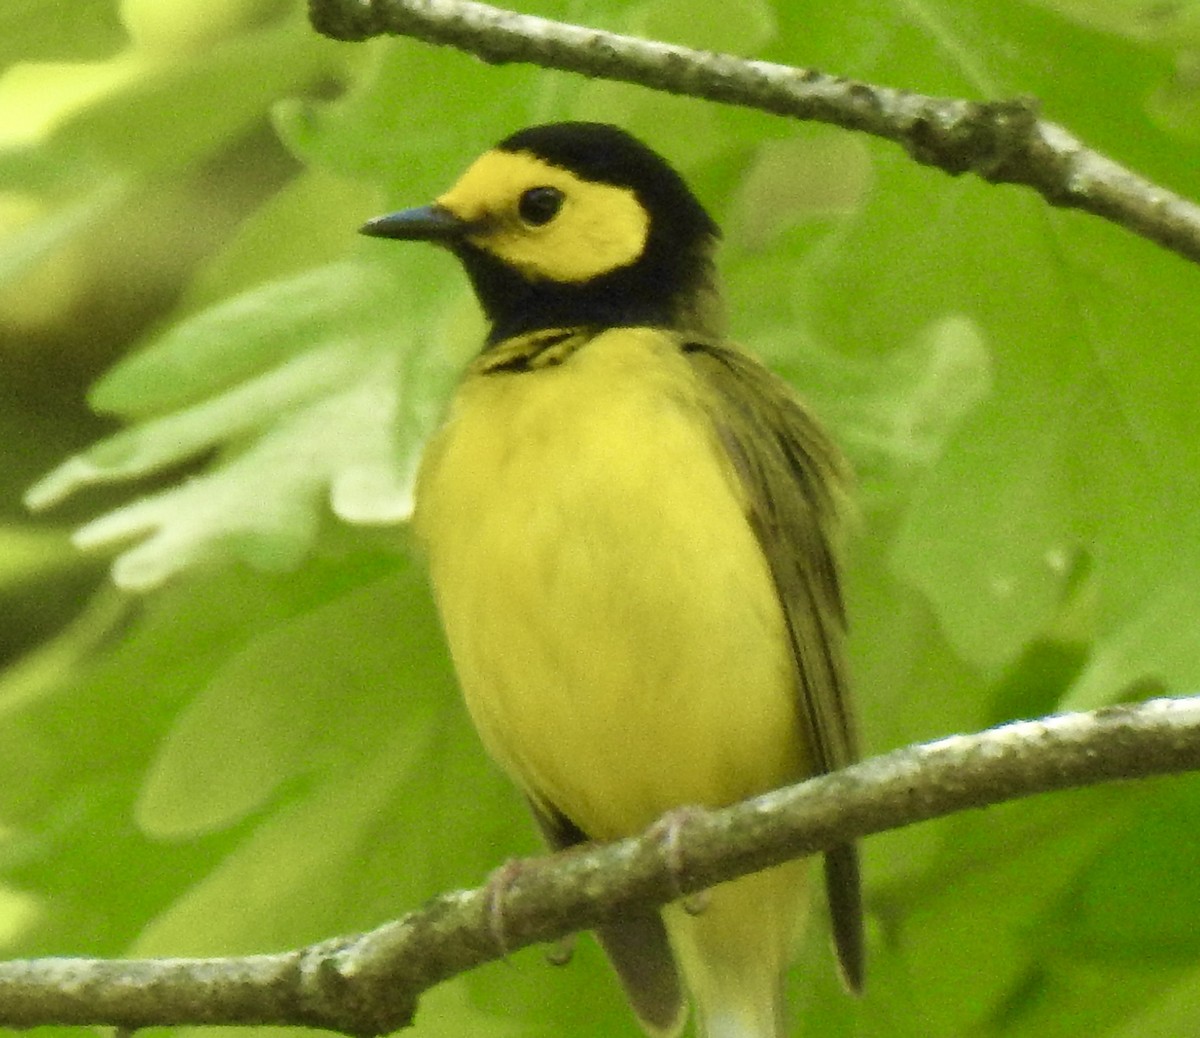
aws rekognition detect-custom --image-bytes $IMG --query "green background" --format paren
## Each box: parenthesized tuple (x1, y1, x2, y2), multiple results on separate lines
(3, 0, 1200, 1035)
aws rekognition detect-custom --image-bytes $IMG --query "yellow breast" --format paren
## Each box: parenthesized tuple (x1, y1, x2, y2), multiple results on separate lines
(413, 327, 806, 841)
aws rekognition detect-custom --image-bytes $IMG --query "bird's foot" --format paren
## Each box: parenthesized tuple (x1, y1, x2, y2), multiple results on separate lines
(544, 933, 577, 966)
(482, 857, 528, 958)
(648, 806, 710, 914)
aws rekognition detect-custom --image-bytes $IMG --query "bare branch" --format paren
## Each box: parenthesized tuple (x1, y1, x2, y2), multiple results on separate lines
(308, 0, 1200, 267)
(3, 697, 1200, 1035)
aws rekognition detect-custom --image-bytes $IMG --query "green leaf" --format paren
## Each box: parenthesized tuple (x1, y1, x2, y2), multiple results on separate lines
(50, 13, 337, 178)
(87, 259, 400, 420)
(0, 525, 77, 590)
(1056, 777, 1200, 960)
(136, 573, 440, 838)
(0, 0, 125, 66)
(24, 259, 446, 590)
(0, 177, 130, 284)
(180, 167, 383, 311)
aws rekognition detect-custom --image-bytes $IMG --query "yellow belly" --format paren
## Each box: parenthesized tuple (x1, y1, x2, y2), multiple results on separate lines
(413, 327, 807, 841)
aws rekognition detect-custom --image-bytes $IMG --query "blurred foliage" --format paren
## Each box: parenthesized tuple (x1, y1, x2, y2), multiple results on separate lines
(2, 0, 1200, 1037)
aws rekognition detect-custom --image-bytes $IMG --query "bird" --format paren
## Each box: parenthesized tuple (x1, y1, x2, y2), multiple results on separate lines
(360, 121, 862, 1038)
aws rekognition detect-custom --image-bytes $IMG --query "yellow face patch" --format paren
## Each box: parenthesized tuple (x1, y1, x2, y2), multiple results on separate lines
(436, 150, 650, 283)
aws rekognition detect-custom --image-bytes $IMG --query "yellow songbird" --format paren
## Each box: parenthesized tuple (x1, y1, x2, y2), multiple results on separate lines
(362, 122, 862, 1038)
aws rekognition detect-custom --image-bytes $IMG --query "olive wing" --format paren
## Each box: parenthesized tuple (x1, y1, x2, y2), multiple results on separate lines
(683, 339, 864, 992)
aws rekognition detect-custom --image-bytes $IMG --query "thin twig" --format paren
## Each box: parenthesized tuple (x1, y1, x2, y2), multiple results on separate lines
(2, 697, 1199, 1036)
(308, 0, 1200, 267)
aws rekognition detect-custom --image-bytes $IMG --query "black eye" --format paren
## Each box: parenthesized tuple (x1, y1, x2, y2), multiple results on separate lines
(518, 186, 564, 226)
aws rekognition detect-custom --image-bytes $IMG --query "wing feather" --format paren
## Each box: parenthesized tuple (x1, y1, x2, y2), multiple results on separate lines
(529, 799, 687, 1036)
(683, 339, 864, 991)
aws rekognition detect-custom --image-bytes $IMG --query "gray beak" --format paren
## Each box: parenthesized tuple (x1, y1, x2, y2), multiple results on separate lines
(359, 204, 473, 242)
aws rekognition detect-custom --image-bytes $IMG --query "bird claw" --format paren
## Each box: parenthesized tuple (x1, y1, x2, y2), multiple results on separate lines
(483, 858, 527, 958)
(649, 805, 708, 910)
(486, 858, 582, 965)
(545, 933, 577, 966)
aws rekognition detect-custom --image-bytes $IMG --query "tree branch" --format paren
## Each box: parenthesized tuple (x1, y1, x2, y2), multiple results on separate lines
(307, 0, 1200, 267)
(2, 697, 1199, 1035)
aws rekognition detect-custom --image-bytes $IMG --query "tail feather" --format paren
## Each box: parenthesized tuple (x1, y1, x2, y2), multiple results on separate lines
(526, 799, 687, 1037)
(595, 914, 687, 1038)
(824, 842, 865, 993)
(662, 859, 809, 1038)
(705, 1010, 782, 1038)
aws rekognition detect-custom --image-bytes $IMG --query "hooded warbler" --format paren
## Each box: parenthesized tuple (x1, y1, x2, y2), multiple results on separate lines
(362, 122, 862, 1038)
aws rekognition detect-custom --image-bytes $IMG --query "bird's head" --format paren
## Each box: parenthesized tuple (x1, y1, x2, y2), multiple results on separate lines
(362, 122, 724, 343)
